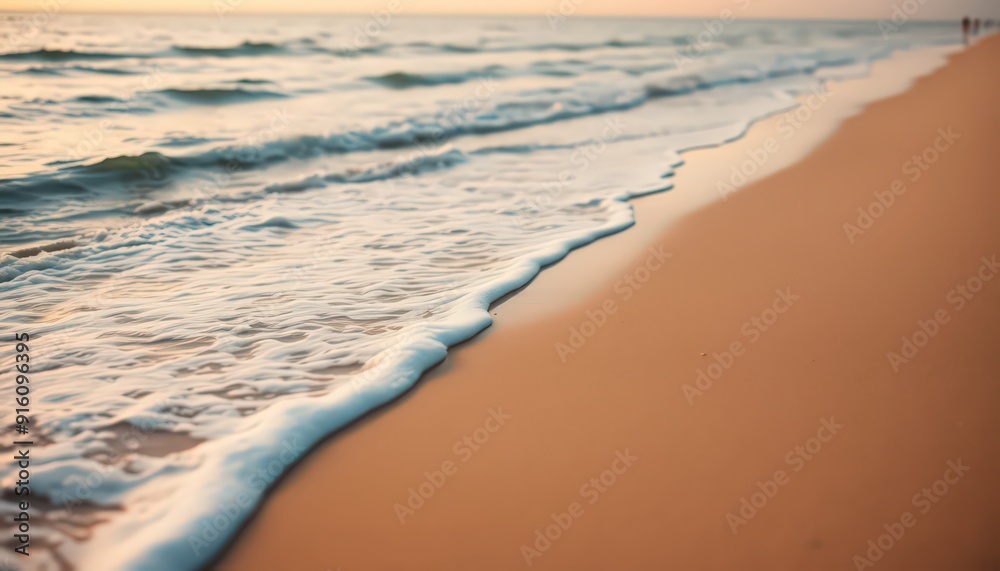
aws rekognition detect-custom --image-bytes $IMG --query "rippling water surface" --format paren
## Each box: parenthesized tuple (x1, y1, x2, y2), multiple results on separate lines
(0, 13, 959, 570)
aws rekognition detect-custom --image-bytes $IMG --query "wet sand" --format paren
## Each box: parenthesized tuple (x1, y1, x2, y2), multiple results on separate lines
(217, 37, 1000, 570)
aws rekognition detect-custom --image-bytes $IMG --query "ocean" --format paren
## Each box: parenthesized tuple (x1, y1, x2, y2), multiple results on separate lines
(0, 12, 960, 570)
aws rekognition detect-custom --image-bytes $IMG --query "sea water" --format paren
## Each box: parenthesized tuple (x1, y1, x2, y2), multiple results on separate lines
(0, 13, 960, 570)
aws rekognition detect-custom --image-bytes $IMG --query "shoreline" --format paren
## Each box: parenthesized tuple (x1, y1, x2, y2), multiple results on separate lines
(216, 38, 1000, 571)
(493, 44, 958, 325)
(50, 35, 962, 571)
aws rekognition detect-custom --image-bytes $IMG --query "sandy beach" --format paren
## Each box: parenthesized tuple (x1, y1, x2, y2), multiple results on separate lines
(215, 35, 1000, 571)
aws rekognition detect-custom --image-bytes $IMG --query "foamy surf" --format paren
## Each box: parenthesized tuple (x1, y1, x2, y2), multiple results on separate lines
(0, 13, 962, 571)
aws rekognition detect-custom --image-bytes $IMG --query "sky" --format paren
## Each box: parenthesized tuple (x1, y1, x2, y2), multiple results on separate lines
(1, 0, 998, 20)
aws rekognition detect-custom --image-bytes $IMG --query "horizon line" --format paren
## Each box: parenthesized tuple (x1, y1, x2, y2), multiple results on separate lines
(0, 9, 970, 22)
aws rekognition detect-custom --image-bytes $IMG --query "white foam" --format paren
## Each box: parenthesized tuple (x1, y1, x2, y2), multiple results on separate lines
(0, 15, 966, 571)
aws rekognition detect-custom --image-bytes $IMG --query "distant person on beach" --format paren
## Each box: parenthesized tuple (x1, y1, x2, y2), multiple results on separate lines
(973, 18, 981, 37)
(963, 17, 971, 43)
